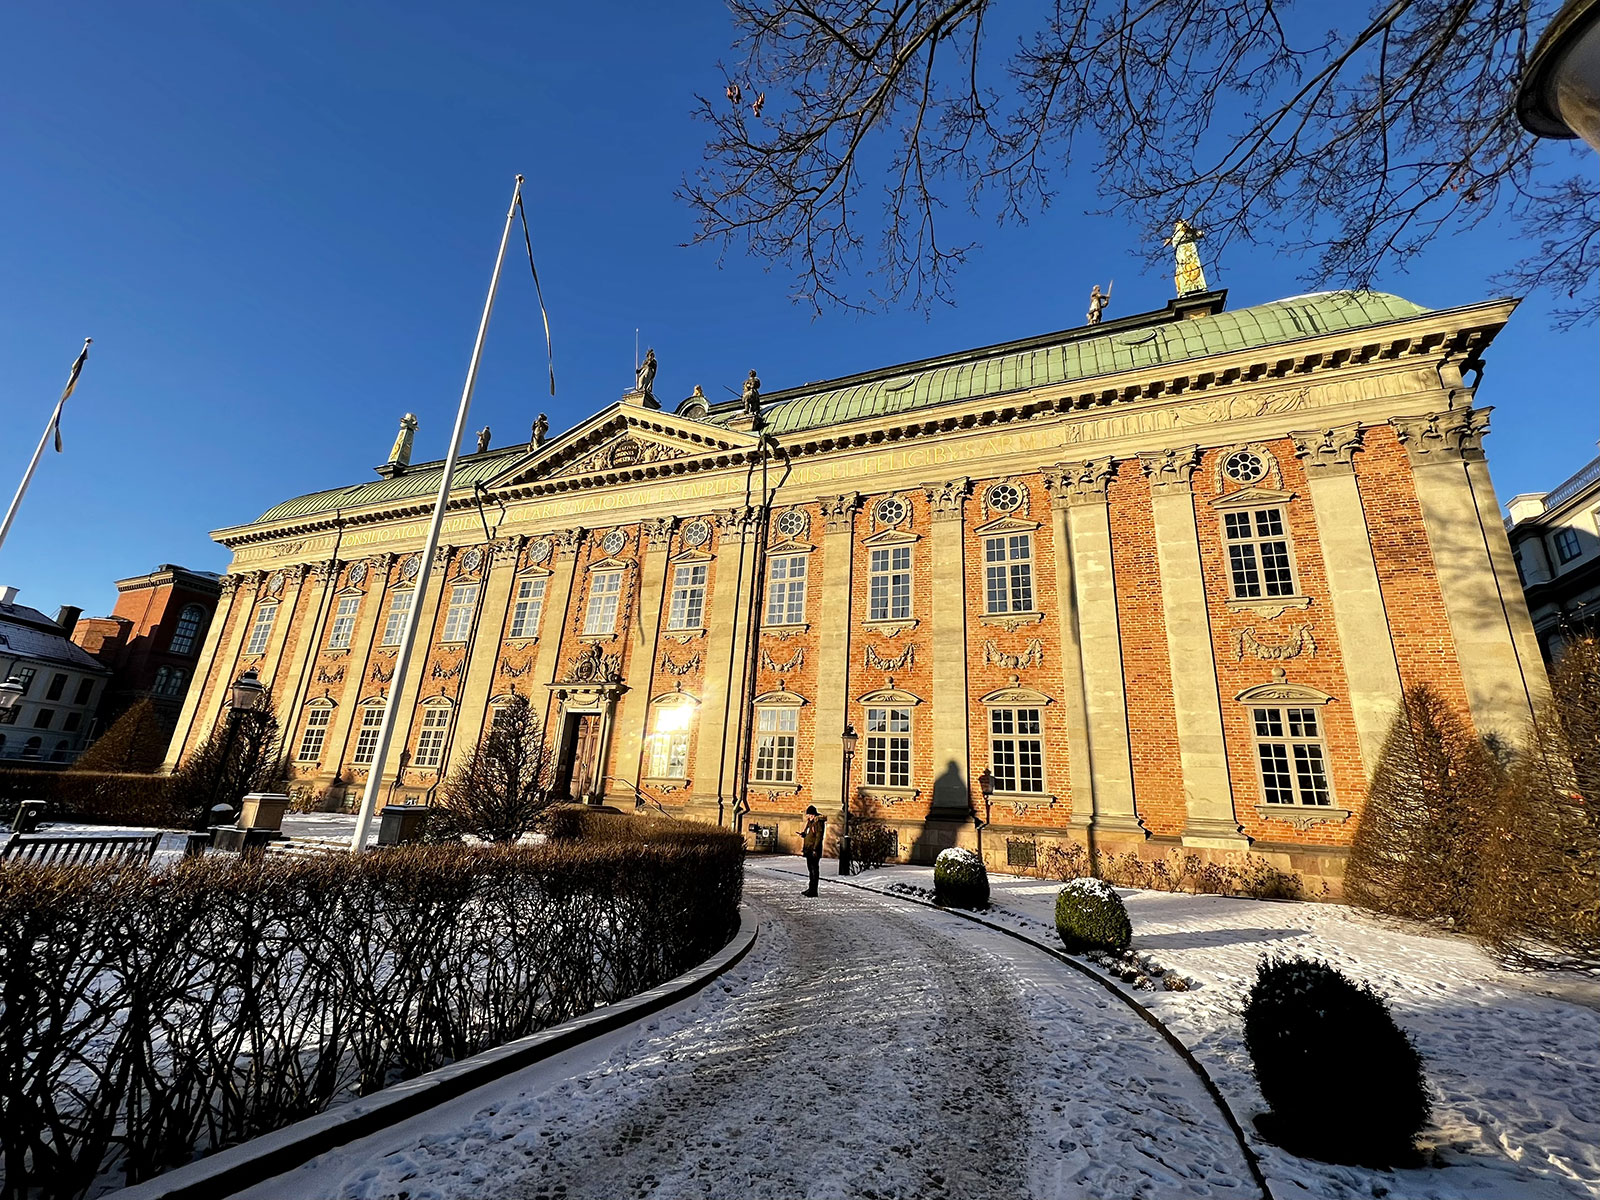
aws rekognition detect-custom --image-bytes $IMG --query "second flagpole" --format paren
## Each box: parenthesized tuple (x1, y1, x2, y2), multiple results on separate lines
(349, 175, 524, 851)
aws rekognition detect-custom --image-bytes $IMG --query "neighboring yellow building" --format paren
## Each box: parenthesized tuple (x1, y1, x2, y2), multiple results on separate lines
(165, 288, 1547, 888)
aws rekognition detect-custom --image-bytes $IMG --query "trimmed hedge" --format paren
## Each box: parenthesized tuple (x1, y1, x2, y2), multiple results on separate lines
(0, 832, 744, 1198)
(933, 847, 989, 908)
(1243, 955, 1429, 1165)
(0, 769, 184, 829)
(1055, 877, 1132, 953)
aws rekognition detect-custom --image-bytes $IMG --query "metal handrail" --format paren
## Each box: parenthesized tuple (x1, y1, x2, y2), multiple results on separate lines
(1543, 456, 1600, 513)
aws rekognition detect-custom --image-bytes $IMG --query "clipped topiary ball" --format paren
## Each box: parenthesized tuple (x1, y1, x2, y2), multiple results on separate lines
(1243, 955, 1430, 1165)
(1054, 877, 1132, 953)
(933, 847, 989, 909)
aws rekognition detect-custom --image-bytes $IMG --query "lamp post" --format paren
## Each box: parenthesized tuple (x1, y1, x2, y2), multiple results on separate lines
(206, 668, 267, 822)
(977, 768, 995, 862)
(0, 678, 22, 756)
(837, 723, 858, 875)
(1517, 0, 1600, 149)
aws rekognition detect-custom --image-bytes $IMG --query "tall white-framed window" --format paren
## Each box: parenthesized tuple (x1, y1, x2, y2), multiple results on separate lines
(440, 583, 479, 642)
(327, 595, 361, 649)
(1251, 706, 1334, 807)
(381, 590, 414, 646)
(352, 704, 386, 765)
(868, 546, 912, 621)
(508, 576, 547, 638)
(865, 706, 911, 787)
(297, 705, 333, 762)
(413, 703, 451, 768)
(983, 534, 1035, 613)
(1222, 507, 1297, 599)
(169, 604, 207, 655)
(645, 697, 696, 779)
(989, 707, 1045, 793)
(752, 707, 799, 783)
(667, 564, 708, 630)
(765, 554, 808, 624)
(583, 570, 623, 635)
(244, 602, 277, 655)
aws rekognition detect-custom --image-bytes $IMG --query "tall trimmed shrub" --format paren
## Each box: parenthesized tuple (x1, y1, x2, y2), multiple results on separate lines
(1054, 877, 1132, 952)
(933, 847, 988, 908)
(1243, 956, 1429, 1164)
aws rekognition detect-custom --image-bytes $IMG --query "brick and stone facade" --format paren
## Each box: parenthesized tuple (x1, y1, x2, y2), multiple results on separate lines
(164, 289, 1547, 890)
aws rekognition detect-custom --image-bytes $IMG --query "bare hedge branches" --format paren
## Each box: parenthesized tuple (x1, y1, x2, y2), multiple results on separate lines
(0, 835, 744, 1198)
(684, 0, 1593, 324)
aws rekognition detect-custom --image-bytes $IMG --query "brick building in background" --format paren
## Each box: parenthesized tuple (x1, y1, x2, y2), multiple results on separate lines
(73, 564, 220, 767)
(164, 286, 1548, 892)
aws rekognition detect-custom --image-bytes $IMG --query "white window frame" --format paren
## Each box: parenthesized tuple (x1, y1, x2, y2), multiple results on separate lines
(583, 570, 623, 635)
(297, 705, 333, 762)
(752, 706, 799, 784)
(440, 582, 479, 643)
(1222, 506, 1298, 599)
(412, 703, 451, 768)
(666, 563, 708, 630)
(765, 554, 808, 625)
(352, 704, 386, 765)
(865, 706, 911, 788)
(381, 590, 414, 646)
(1552, 528, 1582, 564)
(983, 533, 1035, 614)
(508, 575, 547, 639)
(868, 545, 912, 621)
(327, 595, 361, 650)
(988, 707, 1045, 794)
(644, 697, 696, 779)
(169, 604, 206, 655)
(244, 602, 277, 656)
(1250, 705, 1335, 808)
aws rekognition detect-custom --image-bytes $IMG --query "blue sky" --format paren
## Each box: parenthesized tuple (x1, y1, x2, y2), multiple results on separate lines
(2, 2, 1595, 618)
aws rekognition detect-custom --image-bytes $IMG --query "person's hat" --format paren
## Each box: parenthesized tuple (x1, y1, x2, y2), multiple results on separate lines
(804, 804, 818, 815)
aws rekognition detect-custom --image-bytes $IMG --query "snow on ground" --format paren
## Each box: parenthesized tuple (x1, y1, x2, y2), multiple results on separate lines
(239, 868, 1257, 1200)
(782, 858, 1600, 1200)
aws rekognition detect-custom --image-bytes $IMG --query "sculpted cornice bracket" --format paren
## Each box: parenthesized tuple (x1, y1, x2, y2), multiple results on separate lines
(717, 505, 762, 541)
(819, 492, 862, 534)
(642, 516, 675, 550)
(551, 528, 585, 558)
(1041, 457, 1115, 508)
(1137, 445, 1202, 495)
(1389, 406, 1491, 464)
(920, 477, 970, 522)
(1289, 423, 1366, 477)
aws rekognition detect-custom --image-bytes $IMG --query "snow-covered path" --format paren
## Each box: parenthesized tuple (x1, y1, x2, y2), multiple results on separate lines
(240, 867, 1256, 1200)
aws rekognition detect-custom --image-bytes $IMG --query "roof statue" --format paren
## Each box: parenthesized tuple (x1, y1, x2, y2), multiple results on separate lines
(636, 348, 658, 397)
(1165, 218, 1208, 296)
(1087, 282, 1112, 326)
(531, 412, 548, 447)
(476, 426, 492, 454)
(388, 413, 418, 469)
(741, 369, 762, 416)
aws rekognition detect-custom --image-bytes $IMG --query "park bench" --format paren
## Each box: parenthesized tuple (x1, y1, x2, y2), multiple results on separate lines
(1, 831, 164, 868)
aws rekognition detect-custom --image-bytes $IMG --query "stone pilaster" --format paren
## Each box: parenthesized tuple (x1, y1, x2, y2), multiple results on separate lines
(1137, 445, 1246, 849)
(192, 572, 263, 750)
(453, 538, 524, 758)
(811, 493, 861, 818)
(693, 507, 762, 820)
(163, 572, 245, 769)
(1390, 407, 1546, 742)
(611, 517, 675, 794)
(921, 477, 972, 811)
(1041, 458, 1141, 839)
(1289, 424, 1405, 776)
(258, 565, 311, 704)
(531, 530, 585, 732)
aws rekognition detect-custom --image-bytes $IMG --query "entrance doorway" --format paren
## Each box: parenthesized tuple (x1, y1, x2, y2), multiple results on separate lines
(554, 711, 602, 801)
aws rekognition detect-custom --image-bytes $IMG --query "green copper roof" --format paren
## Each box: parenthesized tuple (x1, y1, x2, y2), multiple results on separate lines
(255, 444, 527, 524)
(755, 290, 1428, 436)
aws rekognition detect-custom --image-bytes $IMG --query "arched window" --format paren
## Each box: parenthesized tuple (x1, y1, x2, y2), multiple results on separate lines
(21, 736, 42, 760)
(152, 666, 187, 697)
(168, 604, 209, 655)
(51, 739, 69, 763)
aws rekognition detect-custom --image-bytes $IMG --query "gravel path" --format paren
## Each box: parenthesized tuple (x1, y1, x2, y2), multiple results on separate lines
(244, 867, 1255, 1200)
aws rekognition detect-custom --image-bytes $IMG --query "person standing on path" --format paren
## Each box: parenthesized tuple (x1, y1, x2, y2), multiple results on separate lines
(801, 805, 826, 896)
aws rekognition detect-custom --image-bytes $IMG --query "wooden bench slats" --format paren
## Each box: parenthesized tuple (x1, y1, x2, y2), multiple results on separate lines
(1, 832, 164, 868)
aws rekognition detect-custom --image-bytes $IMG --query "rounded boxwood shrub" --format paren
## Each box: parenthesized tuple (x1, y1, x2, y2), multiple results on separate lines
(1243, 955, 1429, 1165)
(933, 847, 989, 908)
(1054, 877, 1132, 953)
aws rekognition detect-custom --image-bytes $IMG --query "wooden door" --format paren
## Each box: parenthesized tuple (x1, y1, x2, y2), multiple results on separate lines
(568, 714, 601, 801)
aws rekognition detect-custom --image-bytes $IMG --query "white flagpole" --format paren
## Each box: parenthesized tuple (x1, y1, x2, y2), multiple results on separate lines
(350, 176, 523, 851)
(0, 338, 91, 556)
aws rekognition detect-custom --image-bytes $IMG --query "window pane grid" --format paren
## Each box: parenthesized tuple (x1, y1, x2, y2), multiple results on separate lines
(753, 707, 798, 783)
(1252, 705, 1333, 807)
(352, 708, 385, 765)
(413, 706, 451, 767)
(583, 572, 623, 635)
(668, 564, 707, 630)
(509, 577, 547, 638)
(441, 584, 478, 642)
(1224, 507, 1298, 600)
(989, 707, 1043, 793)
(765, 555, 807, 624)
(170, 605, 205, 655)
(298, 707, 332, 761)
(868, 546, 912, 621)
(381, 592, 413, 645)
(245, 603, 277, 655)
(865, 706, 911, 787)
(327, 596, 361, 649)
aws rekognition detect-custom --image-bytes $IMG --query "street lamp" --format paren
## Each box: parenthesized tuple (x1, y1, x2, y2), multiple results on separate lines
(206, 668, 267, 824)
(977, 767, 995, 861)
(1518, 0, 1600, 149)
(0, 677, 23, 714)
(837, 723, 858, 876)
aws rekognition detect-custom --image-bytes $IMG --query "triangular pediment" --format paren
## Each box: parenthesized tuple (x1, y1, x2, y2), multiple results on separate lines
(487, 405, 760, 491)
(1211, 485, 1296, 511)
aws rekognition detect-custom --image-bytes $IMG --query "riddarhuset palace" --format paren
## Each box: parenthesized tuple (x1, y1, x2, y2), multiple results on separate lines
(165, 284, 1548, 890)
